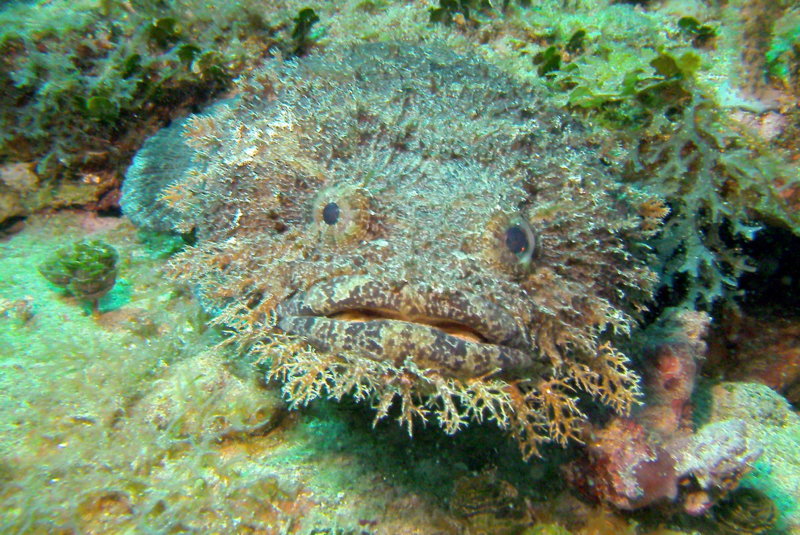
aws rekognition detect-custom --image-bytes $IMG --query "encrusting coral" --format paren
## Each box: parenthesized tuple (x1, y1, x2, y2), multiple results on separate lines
(565, 309, 763, 515)
(122, 42, 662, 459)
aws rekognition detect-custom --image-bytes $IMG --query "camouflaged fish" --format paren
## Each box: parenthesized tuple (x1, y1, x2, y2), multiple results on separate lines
(122, 42, 661, 458)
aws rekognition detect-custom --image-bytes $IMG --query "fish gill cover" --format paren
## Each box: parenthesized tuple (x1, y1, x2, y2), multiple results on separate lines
(121, 42, 662, 459)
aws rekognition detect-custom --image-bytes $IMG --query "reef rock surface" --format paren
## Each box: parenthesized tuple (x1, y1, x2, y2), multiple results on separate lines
(122, 42, 660, 458)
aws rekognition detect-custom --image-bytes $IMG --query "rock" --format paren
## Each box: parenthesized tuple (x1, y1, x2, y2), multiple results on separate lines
(707, 382, 800, 534)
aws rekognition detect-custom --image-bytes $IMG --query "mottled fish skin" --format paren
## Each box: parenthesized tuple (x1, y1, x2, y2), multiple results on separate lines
(122, 42, 660, 456)
(275, 276, 544, 379)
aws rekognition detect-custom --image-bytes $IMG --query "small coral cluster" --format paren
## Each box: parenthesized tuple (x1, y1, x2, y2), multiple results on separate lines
(38, 238, 118, 313)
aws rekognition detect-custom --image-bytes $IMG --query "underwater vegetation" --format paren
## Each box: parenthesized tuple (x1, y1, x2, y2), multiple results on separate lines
(428, 0, 532, 26)
(425, 0, 800, 307)
(622, 72, 799, 307)
(291, 7, 322, 55)
(38, 238, 118, 313)
(122, 42, 662, 459)
(0, 0, 316, 224)
(529, 17, 800, 306)
(2, 0, 794, 313)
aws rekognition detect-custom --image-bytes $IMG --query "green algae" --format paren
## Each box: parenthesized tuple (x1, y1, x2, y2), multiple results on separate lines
(0, 0, 288, 195)
(501, 0, 800, 306)
(38, 238, 119, 313)
(291, 7, 322, 55)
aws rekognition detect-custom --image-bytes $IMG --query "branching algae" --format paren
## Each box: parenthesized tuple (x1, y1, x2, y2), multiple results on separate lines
(122, 43, 661, 458)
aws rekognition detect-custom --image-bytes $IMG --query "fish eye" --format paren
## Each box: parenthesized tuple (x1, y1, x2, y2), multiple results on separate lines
(313, 186, 375, 245)
(505, 225, 528, 254)
(322, 202, 340, 225)
(504, 219, 537, 265)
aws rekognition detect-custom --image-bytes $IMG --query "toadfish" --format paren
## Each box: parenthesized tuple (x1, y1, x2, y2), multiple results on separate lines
(122, 42, 660, 458)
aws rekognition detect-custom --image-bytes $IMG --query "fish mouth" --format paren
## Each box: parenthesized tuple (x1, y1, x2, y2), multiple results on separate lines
(275, 276, 546, 378)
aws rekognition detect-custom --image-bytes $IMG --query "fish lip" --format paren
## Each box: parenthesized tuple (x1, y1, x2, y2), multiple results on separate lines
(274, 275, 541, 378)
(276, 275, 530, 349)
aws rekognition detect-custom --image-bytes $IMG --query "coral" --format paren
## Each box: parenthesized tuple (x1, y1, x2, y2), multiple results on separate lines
(708, 312, 800, 403)
(669, 419, 763, 515)
(711, 487, 778, 535)
(637, 308, 709, 436)
(565, 415, 763, 515)
(563, 417, 679, 510)
(565, 309, 763, 514)
(449, 467, 530, 533)
(122, 42, 660, 459)
(705, 382, 800, 533)
(38, 238, 118, 313)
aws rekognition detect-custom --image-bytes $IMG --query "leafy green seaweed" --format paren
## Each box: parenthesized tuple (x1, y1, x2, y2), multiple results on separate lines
(535, 25, 800, 306)
(39, 238, 119, 313)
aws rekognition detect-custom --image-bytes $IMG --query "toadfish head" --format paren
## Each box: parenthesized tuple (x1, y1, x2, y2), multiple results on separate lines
(122, 42, 661, 458)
